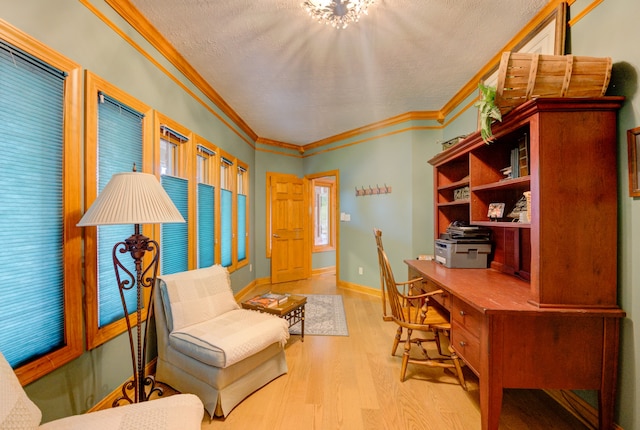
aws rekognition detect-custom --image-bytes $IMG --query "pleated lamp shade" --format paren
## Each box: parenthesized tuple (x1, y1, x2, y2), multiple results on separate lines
(77, 172, 185, 226)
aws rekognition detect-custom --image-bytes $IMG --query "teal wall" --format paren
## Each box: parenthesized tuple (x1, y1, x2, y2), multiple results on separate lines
(300, 123, 443, 286)
(569, 1, 639, 428)
(1, 0, 638, 428)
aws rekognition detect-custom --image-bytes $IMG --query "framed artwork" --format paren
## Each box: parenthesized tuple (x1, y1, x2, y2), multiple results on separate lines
(513, 1, 567, 56)
(627, 126, 640, 197)
(487, 203, 505, 220)
(482, 2, 567, 87)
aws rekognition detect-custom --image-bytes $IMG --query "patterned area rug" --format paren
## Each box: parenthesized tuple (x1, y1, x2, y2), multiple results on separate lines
(290, 294, 349, 336)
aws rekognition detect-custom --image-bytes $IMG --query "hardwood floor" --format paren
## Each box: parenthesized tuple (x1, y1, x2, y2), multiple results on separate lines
(195, 272, 589, 430)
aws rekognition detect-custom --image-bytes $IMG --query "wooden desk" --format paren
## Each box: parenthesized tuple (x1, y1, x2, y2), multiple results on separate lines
(405, 259, 625, 430)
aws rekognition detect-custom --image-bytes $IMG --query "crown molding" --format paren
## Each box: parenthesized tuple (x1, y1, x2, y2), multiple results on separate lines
(104, 0, 258, 142)
(256, 137, 305, 154)
(103, 0, 572, 157)
(302, 110, 443, 152)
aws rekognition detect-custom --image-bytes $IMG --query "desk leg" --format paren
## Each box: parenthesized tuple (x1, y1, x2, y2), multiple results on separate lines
(480, 315, 504, 430)
(599, 317, 621, 430)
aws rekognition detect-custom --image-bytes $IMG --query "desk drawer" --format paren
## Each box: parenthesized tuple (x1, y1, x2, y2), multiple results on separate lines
(451, 322, 480, 374)
(409, 273, 451, 311)
(452, 297, 483, 338)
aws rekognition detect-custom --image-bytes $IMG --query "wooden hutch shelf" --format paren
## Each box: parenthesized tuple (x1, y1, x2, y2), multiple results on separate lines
(430, 96, 625, 308)
(412, 97, 626, 430)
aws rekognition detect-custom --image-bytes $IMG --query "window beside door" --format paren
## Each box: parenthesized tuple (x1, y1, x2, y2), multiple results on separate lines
(312, 177, 335, 252)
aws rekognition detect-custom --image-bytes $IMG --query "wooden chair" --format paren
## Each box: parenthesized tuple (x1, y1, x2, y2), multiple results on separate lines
(374, 228, 426, 356)
(375, 235, 466, 388)
(373, 228, 394, 322)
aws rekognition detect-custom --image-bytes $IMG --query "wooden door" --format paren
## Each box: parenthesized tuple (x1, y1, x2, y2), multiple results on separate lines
(270, 174, 309, 283)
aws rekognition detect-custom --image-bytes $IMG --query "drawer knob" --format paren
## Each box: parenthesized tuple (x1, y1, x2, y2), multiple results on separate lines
(459, 341, 467, 347)
(459, 310, 466, 316)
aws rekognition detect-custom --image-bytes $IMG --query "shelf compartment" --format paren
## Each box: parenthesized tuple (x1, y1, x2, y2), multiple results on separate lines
(471, 176, 530, 192)
(437, 177, 470, 192)
(437, 199, 470, 207)
(474, 221, 530, 229)
(436, 203, 470, 237)
(470, 126, 530, 187)
(435, 154, 469, 187)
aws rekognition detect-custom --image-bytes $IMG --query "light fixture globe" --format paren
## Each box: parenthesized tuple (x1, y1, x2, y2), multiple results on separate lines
(302, 0, 376, 29)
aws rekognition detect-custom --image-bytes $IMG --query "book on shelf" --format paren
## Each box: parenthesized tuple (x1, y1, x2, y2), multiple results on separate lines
(511, 147, 520, 179)
(518, 133, 529, 177)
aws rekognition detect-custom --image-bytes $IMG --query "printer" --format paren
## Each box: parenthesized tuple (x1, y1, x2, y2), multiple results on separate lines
(435, 223, 492, 269)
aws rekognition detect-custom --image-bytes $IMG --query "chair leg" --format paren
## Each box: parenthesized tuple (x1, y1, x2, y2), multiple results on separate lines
(433, 329, 444, 356)
(391, 326, 402, 356)
(400, 329, 412, 382)
(449, 345, 467, 390)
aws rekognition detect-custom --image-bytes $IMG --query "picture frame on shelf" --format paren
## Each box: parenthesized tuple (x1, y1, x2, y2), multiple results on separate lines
(627, 126, 640, 197)
(487, 202, 505, 220)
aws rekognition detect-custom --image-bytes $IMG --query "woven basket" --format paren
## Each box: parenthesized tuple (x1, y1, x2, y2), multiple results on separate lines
(494, 52, 612, 115)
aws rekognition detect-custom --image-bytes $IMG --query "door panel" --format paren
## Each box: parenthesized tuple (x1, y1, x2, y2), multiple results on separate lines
(270, 174, 309, 283)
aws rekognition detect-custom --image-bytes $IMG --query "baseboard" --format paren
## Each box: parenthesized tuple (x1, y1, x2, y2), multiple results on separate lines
(235, 279, 259, 300)
(88, 358, 158, 412)
(544, 389, 623, 430)
(337, 279, 381, 297)
(312, 265, 336, 276)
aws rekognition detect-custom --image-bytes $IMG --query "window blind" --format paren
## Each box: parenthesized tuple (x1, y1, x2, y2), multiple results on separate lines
(96, 92, 144, 327)
(0, 41, 66, 367)
(220, 189, 232, 267)
(160, 124, 189, 142)
(161, 175, 189, 274)
(237, 194, 247, 261)
(197, 183, 215, 268)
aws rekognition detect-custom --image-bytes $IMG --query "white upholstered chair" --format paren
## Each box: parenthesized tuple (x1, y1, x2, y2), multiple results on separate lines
(154, 265, 290, 417)
(0, 351, 203, 429)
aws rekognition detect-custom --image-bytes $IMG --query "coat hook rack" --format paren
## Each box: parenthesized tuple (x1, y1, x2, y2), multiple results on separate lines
(355, 183, 392, 197)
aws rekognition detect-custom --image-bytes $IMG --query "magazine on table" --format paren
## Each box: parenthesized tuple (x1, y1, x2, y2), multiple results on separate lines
(246, 292, 289, 308)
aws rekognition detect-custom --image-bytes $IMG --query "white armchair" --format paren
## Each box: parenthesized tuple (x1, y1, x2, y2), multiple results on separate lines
(154, 265, 289, 418)
(0, 351, 203, 429)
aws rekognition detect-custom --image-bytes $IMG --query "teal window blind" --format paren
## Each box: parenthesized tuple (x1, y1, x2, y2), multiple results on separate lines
(96, 93, 144, 327)
(0, 40, 66, 367)
(237, 194, 247, 261)
(197, 183, 215, 268)
(161, 176, 189, 274)
(220, 189, 232, 267)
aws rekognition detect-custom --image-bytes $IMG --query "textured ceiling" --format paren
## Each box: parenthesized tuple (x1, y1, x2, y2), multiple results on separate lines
(127, 0, 549, 145)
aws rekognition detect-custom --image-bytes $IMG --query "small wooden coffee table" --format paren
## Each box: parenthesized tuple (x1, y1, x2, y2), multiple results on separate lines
(241, 294, 307, 341)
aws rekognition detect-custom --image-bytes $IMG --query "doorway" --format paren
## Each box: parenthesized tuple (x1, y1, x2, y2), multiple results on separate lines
(267, 170, 339, 283)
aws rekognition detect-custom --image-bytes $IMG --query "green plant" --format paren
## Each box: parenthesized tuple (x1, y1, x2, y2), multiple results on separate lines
(475, 82, 502, 143)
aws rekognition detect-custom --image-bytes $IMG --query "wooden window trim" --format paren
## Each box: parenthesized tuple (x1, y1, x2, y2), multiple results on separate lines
(236, 160, 249, 269)
(194, 135, 219, 266)
(311, 177, 336, 252)
(0, 20, 84, 384)
(83, 71, 153, 350)
(154, 112, 196, 271)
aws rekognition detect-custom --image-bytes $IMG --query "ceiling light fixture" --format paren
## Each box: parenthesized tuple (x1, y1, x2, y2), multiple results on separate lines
(302, 0, 375, 29)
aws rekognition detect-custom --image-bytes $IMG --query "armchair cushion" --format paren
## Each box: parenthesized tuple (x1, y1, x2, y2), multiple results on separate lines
(0, 352, 41, 429)
(170, 308, 289, 368)
(160, 265, 239, 332)
(1, 351, 203, 430)
(38, 394, 203, 430)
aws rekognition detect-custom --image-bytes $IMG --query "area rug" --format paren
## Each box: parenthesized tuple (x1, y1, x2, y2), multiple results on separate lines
(289, 294, 349, 337)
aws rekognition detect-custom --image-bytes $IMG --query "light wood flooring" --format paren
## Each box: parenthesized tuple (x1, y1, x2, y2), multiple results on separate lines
(192, 272, 590, 430)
